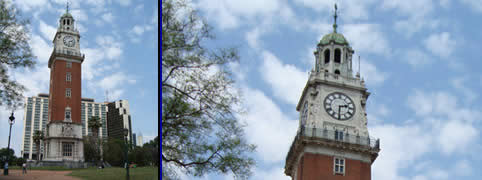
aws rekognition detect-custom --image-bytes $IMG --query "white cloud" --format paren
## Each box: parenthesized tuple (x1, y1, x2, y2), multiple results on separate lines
(292, 0, 377, 21)
(438, 120, 477, 154)
(14, 0, 50, 11)
(260, 51, 307, 105)
(450, 77, 478, 103)
(70, 9, 89, 22)
(403, 49, 432, 67)
(95, 35, 123, 60)
(134, 4, 144, 14)
(29, 34, 52, 64)
(98, 72, 136, 90)
(132, 25, 145, 36)
(342, 24, 391, 56)
(241, 87, 298, 163)
(460, 0, 482, 13)
(453, 159, 472, 176)
(423, 32, 456, 59)
(196, 0, 289, 29)
(370, 124, 432, 180)
(117, 0, 131, 6)
(101, 12, 114, 23)
(39, 20, 57, 41)
(352, 57, 388, 86)
(245, 27, 263, 50)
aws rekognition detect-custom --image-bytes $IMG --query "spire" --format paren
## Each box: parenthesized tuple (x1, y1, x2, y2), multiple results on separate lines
(333, 3, 338, 33)
(66, 1, 70, 14)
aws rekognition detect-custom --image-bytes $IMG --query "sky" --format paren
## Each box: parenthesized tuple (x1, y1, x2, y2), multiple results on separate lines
(0, 0, 158, 156)
(169, 0, 482, 179)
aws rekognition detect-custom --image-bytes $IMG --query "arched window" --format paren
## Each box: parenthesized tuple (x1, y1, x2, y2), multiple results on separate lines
(63, 19, 66, 25)
(335, 69, 340, 75)
(301, 102, 308, 126)
(67, 19, 70, 25)
(335, 49, 341, 63)
(324, 50, 330, 64)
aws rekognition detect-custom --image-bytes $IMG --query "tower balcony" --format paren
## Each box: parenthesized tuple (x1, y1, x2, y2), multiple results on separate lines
(52, 48, 84, 58)
(285, 125, 380, 176)
(310, 70, 365, 89)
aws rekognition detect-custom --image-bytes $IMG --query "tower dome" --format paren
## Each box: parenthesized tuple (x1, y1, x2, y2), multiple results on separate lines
(319, 32, 349, 45)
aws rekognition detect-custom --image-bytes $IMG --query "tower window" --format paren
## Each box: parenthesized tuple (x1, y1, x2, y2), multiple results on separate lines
(66, 72, 71, 82)
(67, 19, 70, 25)
(324, 50, 330, 64)
(63, 19, 66, 25)
(334, 70, 340, 75)
(66, 88, 71, 97)
(66, 62, 72, 68)
(334, 157, 345, 174)
(334, 49, 341, 63)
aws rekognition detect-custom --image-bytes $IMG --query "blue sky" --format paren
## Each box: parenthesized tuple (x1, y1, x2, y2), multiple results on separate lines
(168, 0, 482, 179)
(0, 0, 158, 156)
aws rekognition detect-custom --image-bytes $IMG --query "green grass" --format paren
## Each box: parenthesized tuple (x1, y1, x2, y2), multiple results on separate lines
(67, 166, 159, 180)
(8, 166, 82, 171)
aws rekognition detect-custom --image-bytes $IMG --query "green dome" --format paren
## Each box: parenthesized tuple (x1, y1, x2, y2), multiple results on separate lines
(319, 32, 349, 45)
(61, 12, 73, 18)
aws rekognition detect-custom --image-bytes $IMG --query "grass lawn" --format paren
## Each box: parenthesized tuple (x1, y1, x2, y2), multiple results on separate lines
(67, 166, 159, 180)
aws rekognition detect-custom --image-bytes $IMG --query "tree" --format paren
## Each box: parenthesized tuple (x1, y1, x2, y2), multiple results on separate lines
(32, 130, 44, 161)
(103, 138, 126, 167)
(162, 0, 255, 179)
(0, 148, 14, 167)
(0, 0, 35, 109)
(88, 116, 102, 164)
(83, 137, 101, 163)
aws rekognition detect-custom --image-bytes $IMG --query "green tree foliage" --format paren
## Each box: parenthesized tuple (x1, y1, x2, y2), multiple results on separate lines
(32, 130, 44, 161)
(0, 148, 14, 167)
(0, 0, 35, 109)
(83, 137, 101, 163)
(103, 138, 126, 167)
(162, 0, 255, 179)
(87, 116, 102, 164)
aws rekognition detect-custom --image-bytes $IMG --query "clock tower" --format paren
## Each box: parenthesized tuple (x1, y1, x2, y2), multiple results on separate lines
(284, 4, 380, 180)
(43, 5, 85, 166)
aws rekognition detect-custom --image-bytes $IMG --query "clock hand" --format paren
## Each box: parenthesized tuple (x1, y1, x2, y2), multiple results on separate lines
(338, 105, 348, 120)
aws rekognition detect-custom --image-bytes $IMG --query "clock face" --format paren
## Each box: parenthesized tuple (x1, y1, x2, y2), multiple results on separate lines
(63, 35, 75, 47)
(323, 92, 355, 120)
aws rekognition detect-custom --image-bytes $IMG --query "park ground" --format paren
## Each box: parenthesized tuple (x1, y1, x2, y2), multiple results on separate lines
(0, 166, 159, 180)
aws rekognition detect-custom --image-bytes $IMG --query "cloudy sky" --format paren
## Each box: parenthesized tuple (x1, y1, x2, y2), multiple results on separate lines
(0, 0, 158, 156)
(172, 0, 482, 179)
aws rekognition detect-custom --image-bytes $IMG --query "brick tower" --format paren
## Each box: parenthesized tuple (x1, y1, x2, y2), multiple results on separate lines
(284, 4, 380, 180)
(43, 4, 85, 165)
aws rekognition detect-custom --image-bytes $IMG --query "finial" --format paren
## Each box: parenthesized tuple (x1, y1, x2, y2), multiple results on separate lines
(333, 3, 338, 33)
(66, 1, 70, 13)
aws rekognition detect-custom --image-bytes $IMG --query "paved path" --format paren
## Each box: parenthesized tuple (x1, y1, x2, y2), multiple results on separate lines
(0, 170, 81, 180)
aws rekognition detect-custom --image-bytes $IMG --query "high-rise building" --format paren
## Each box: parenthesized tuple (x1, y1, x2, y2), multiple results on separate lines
(21, 94, 108, 160)
(284, 4, 380, 179)
(107, 100, 133, 146)
(136, 134, 143, 147)
(21, 94, 49, 160)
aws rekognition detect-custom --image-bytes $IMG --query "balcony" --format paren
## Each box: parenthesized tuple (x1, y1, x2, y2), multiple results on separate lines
(284, 126, 380, 176)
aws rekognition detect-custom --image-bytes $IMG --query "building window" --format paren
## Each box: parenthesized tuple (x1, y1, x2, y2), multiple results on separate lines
(324, 50, 330, 64)
(335, 130, 344, 141)
(62, 142, 73, 157)
(334, 157, 345, 174)
(334, 49, 341, 63)
(66, 62, 72, 68)
(66, 72, 71, 82)
(334, 69, 340, 75)
(66, 88, 71, 97)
